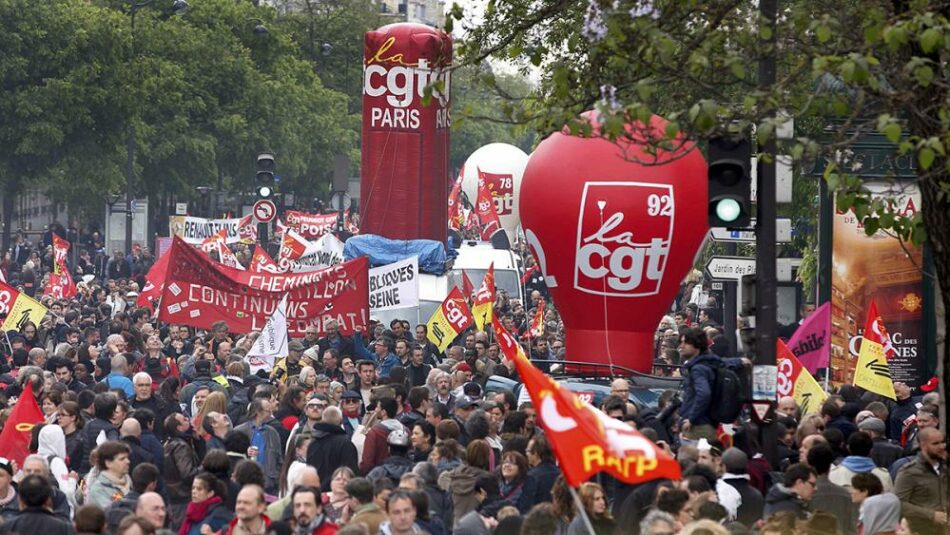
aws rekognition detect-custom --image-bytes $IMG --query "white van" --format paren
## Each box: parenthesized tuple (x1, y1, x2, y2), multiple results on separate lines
(369, 242, 525, 328)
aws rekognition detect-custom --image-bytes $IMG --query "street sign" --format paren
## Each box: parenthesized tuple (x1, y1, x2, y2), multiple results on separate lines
(705, 256, 756, 281)
(253, 199, 276, 223)
(709, 218, 792, 243)
(175, 202, 188, 215)
(710, 282, 723, 290)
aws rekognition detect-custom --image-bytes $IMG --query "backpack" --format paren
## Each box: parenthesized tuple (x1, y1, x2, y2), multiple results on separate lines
(708, 360, 743, 423)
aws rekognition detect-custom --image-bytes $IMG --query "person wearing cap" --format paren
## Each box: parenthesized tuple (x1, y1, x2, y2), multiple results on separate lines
(366, 427, 414, 485)
(272, 341, 306, 383)
(861, 417, 904, 470)
(289, 394, 329, 447)
(0, 456, 19, 520)
(339, 390, 363, 436)
(452, 396, 479, 447)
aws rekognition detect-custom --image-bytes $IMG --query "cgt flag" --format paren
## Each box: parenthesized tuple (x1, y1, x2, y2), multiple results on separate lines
(237, 214, 258, 244)
(426, 287, 474, 353)
(0, 281, 48, 332)
(490, 316, 680, 486)
(0, 382, 45, 466)
(472, 263, 495, 331)
(476, 167, 508, 246)
(250, 247, 281, 274)
(776, 339, 828, 415)
(853, 300, 897, 399)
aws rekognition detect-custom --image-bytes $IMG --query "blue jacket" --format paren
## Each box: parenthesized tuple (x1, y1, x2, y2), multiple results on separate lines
(353, 332, 399, 377)
(103, 372, 134, 398)
(680, 352, 742, 426)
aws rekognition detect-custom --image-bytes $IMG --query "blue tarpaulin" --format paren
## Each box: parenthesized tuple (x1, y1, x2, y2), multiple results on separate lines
(343, 234, 456, 275)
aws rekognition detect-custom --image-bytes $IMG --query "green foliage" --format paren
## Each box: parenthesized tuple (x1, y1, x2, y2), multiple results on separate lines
(449, 65, 536, 171)
(0, 0, 357, 223)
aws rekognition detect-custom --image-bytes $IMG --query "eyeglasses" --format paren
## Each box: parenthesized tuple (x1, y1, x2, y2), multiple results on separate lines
(343, 399, 360, 403)
(307, 404, 327, 409)
(135, 383, 151, 387)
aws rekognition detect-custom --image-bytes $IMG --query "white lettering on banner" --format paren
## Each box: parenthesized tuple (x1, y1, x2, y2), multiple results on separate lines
(574, 182, 673, 297)
(0, 290, 12, 315)
(169, 216, 242, 245)
(445, 299, 467, 328)
(777, 358, 794, 396)
(368, 257, 419, 311)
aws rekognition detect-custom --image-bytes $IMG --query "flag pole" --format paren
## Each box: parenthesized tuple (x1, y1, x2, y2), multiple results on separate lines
(568, 486, 597, 535)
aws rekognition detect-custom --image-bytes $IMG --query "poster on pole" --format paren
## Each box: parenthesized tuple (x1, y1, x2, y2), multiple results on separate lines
(830, 182, 926, 389)
(369, 257, 419, 311)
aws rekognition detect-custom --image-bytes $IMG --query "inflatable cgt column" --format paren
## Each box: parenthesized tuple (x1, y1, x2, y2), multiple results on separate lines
(520, 112, 709, 373)
(361, 23, 452, 242)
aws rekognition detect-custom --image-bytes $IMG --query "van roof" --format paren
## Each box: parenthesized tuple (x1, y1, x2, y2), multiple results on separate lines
(453, 243, 520, 270)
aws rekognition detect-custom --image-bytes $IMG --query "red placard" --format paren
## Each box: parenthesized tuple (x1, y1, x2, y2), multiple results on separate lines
(157, 236, 368, 336)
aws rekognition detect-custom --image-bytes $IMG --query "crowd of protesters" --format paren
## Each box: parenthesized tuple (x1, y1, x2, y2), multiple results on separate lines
(0, 228, 942, 535)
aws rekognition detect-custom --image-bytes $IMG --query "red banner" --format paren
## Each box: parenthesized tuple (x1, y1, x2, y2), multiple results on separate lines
(46, 234, 76, 299)
(157, 237, 368, 336)
(476, 167, 504, 241)
(284, 210, 357, 239)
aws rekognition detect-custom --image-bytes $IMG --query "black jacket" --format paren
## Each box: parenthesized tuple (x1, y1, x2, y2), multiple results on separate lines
(723, 476, 765, 527)
(306, 422, 359, 493)
(79, 417, 119, 474)
(871, 436, 905, 469)
(763, 484, 809, 519)
(0, 506, 75, 535)
(522, 461, 560, 510)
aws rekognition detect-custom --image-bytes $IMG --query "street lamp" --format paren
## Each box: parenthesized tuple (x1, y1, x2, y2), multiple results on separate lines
(125, 0, 188, 254)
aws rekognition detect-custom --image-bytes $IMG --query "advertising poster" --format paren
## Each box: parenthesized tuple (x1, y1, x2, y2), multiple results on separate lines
(830, 182, 926, 388)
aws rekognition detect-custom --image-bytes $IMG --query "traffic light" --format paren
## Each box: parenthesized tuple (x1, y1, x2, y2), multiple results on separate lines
(707, 136, 752, 227)
(256, 153, 276, 199)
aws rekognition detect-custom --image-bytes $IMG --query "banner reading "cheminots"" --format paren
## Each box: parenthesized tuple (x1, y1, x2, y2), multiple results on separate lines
(157, 236, 368, 337)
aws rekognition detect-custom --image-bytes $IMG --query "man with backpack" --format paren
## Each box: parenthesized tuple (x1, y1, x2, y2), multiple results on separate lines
(678, 327, 748, 442)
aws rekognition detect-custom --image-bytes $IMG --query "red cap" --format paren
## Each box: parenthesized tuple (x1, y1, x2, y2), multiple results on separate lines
(456, 362, 472, 373)
(921, 377, 939, 393)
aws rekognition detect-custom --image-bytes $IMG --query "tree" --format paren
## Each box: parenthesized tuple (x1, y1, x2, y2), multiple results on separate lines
(451, 0, 950, 398)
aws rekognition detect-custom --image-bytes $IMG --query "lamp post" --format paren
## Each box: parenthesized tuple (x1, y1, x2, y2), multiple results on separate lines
(125, 0, 189, 254)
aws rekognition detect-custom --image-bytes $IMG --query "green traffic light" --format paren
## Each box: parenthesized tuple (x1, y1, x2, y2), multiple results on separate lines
(715, 198, 742, 222)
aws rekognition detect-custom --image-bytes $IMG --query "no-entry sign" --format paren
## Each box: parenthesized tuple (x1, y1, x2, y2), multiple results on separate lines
(253, 200, 276, 223)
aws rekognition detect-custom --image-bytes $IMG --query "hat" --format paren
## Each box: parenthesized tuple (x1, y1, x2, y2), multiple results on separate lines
(0, 458, 13, 476)
(456, 362, 472, 373)
(126, 291, 139, 298)
(341, 390, 362, 401)
(288, 341, 304, 352)
(302, 347, 320, 361)
(858, 417, 886, 434)
(387, 427, 410, 447)
(456, 396, 479, 410)
(922, 376, 940, 393)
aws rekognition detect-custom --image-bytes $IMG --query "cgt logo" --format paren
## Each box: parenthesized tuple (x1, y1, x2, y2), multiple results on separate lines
(574, 182, 674, 297)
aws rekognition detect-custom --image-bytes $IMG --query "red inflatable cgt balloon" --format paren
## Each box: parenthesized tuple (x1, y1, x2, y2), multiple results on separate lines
(520, 112, 709, 373)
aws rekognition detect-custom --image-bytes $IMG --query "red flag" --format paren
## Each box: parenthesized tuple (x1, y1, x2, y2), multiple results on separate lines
(491, 317, 680, 486)
(528, 298, 545, 338)
(200, 229, 227, 253)
(476, 167, 504, 241)
(462, 271, 475, 302)
(250, 247, 281, 274)
(0, 382, 45, 466)
(137, 250, 170, 311)
(448, 172, 465, 231)
(45, 234, 77, 299)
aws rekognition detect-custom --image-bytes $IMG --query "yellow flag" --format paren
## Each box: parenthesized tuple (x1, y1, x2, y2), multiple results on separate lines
(426, 287, 475, 353)
(472, 263, 495, 331)
(776, 340, 827, 415)
(852, 301, 896, 400)
(0, 282, 48, 332)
